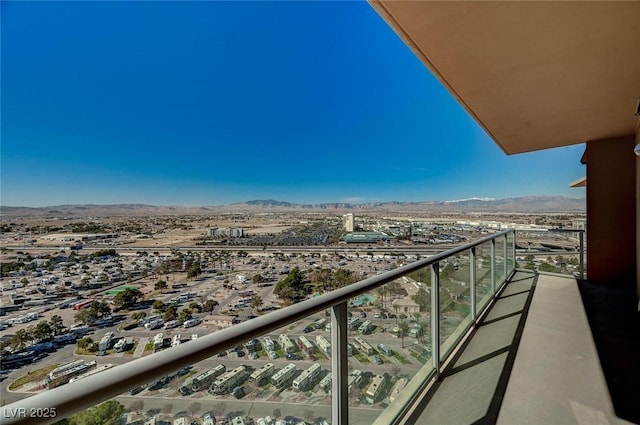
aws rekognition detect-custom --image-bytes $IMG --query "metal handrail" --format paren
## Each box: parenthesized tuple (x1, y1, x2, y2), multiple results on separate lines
(1, 230, 515, 425)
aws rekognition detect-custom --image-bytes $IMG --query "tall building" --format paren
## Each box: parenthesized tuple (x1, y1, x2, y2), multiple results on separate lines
(343, 213, 355, 232)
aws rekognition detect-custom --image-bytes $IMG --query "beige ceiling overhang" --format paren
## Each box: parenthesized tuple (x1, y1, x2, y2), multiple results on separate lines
(369, 1, 640, 155)
(569, 177, 587, 188)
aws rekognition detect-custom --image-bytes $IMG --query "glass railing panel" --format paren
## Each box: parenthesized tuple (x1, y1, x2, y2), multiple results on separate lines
(347, 270, 434, 424)
(475, 241, 493, 314)
(495, 237, 506, 288)
(4, 232, 515, 425)
(439, 250, 473, 359)
(27, 320, 334, 425)
(187, 326, 330, 425)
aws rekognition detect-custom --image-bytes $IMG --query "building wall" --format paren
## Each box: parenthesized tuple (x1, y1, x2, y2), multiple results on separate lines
(586, 135, 636, 287)
(636, 124, 640, 298)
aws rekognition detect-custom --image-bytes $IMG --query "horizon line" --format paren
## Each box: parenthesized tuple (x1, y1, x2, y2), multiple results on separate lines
(2, 194, 587, 210)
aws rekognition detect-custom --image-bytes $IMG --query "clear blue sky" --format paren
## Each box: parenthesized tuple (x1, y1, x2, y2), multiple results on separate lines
(1, 1, 585, 207)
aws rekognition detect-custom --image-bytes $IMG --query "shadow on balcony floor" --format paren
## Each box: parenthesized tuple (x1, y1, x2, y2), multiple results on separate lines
(578, 280, 640, 424)
(405, 271, 537, 425)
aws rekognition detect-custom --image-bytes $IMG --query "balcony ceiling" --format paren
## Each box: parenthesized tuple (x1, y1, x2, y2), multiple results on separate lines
(370, 1, 640, 154)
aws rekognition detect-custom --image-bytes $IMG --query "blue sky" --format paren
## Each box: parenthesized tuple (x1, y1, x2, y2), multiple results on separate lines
(1, 1, 586, 207)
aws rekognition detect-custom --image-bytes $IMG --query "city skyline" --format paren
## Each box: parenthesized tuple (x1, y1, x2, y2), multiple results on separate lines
(1, 1, 586, 208)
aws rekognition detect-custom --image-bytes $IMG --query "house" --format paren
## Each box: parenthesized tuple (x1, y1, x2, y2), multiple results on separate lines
(391, 298, 420, 314)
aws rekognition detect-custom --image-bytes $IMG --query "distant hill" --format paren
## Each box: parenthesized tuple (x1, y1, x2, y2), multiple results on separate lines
(231, 196, 585, 213)
(0, 204, 218, 218)
(1, 196, 585, 218)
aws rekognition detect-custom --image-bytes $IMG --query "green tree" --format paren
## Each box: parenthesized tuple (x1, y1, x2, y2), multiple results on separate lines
(441, 263, 456, 279)
(566, 256, 579, 266)
(154, 279, 168, 293)
(75, 308, 99, 326)
(67, 400, 124, 425)
(91, 249, 118, 258)
(186, 262, 202, 279)
(250, 295, 263, 310)
(203, 299, 218, 313)
(50, 315, 65, 336)
(308, 268, 332, 291)
(152, 300, 165, 311)
(375, 287, 389, 310)
(178, 309, 193, 323)
(77, 337, 93, 350)
(411, 287, 430, 312)
(398, 320, 410, 349)
(274, 267, 306, 302)
(131, 311, 146, 320)
(388, 281, 403, 298)
(163, 305, 178, 322)
(333, 268, 357, 288)
(539, 262, 558, 273)
(113, 288, 143, 309)
(97, 300, 111, 317)
(33, 321, 53, 341)
(189, 302, 203, 313)
(408, 268, 432, 285)
(11, 328, 29, 351)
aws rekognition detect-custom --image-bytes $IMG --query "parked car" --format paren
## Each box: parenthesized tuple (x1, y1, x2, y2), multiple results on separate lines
(232, 386, 244, 399)
(179, 385, 194, 396)
(129, 384, 146, 395)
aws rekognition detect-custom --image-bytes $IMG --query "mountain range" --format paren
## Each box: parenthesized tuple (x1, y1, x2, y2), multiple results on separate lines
(1, 196, 585, 218)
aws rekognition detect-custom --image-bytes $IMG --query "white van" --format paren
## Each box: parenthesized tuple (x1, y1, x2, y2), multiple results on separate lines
(183, 317, 202, 328)
(164, 320, 179, 329)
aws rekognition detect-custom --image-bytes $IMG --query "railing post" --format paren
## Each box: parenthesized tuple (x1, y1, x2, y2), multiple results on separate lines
(579, 231, 584, 280)
(470, 247, 477, 322)
(491, 239, 496, 295)
(331, 301, 349, 425)
(431, 262, 441, 381)
(503, 234, 508, 283)
(512, 230, 517, 274)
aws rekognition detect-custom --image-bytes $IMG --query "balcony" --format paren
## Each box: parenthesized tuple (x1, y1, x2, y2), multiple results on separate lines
(3, 229, 637, 425)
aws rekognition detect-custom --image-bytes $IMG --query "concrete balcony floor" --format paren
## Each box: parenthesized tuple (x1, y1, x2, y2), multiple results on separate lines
(403, 271, 639, 425)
